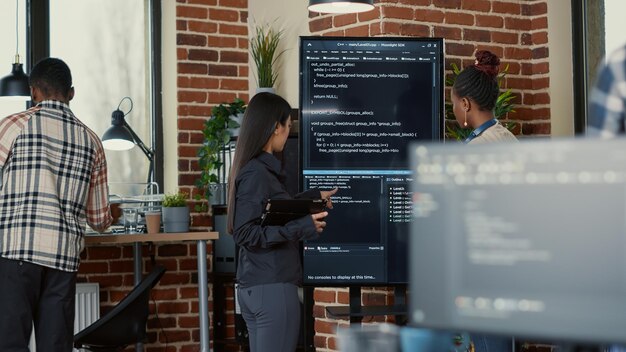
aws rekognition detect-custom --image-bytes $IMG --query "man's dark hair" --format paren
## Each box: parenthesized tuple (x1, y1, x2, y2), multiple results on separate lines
(29, 58, 73, 97)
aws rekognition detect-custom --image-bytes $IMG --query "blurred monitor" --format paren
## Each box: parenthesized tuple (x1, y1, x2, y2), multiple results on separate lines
(409, 138, 626, 345)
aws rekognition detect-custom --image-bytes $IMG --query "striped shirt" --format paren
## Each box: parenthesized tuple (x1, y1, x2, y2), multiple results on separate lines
(0, 100, 112, 272)
(588, 45, 626, 137)
(468, 122, 518, 144)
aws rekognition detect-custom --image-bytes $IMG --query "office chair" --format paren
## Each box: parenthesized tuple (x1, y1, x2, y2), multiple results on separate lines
(73, 265, 166, 352)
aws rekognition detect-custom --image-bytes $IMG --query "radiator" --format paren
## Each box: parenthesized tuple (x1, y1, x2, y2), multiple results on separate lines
(29, 283, 100, 351)
(74, 283, 101, 335)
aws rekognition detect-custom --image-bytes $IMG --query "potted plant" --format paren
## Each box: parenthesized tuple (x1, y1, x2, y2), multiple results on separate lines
(195, 99, 246, 210)
(445, 63, 516, 140)
(250, 22, 285, 93)
(161, 191, 190, 233)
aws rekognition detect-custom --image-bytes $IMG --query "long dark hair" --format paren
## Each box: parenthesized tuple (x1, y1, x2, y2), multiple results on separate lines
(452, 50, 500, 111)
(226, 92, 292, 234)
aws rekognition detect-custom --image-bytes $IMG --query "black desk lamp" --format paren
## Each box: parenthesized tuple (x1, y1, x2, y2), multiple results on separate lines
(102, 97, 154, 183)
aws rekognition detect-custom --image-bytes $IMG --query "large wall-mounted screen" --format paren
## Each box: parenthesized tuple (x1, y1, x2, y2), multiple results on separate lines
(299, 36, 444, 285)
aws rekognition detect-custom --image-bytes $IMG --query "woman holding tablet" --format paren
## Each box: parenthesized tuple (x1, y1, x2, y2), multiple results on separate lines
(227, 92, 337, 352)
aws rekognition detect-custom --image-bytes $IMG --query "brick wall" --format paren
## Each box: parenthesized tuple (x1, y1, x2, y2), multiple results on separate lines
(314, 287, 397, 350)
(176, 0, 250, 226)
(78, 0, 249, 351)
(308, 0, 551, 350)
(309, 0, 551, 137)
(78, 0, 554, 351)
(176, 0, 249, 347)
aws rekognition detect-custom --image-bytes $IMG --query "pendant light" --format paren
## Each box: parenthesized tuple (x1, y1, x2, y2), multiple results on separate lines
(0, 0, 30, 100)
(308, 0, 375, 14)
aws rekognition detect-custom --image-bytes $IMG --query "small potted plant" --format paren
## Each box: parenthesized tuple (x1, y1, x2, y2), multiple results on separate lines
(195, 99, 246, 210)
(161, 191, 190, 233)
(250, 22, 285, 93)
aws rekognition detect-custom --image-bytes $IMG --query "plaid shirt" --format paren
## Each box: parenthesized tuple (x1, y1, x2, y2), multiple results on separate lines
(0, 100, 112, 272)
(588, 45, 626, 136)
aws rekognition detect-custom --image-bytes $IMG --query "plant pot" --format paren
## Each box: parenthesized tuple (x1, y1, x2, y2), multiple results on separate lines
(209, 183, 228, 206)
(255, 87, 275, 94)
(162, 206, 190, 233)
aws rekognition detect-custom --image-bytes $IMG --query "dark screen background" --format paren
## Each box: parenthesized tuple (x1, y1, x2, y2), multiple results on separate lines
(301, 37, 443, 285)
(305, 61, 435, 170)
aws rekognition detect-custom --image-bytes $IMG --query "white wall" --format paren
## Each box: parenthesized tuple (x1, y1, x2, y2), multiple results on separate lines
(248, 0, 311, 107)
(548, 1, 575, 137)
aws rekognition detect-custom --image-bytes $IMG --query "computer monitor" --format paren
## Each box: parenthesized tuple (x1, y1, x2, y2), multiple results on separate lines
(300, 36, 444, 286)
(409, 138, 626, 345)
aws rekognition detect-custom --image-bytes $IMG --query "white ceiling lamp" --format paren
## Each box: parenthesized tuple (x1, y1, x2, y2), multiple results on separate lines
(308, 0, 375, 14)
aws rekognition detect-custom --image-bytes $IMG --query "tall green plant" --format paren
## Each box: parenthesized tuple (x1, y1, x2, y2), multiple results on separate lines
(445, 63, 516, 141)
(250, 23, 285, 88)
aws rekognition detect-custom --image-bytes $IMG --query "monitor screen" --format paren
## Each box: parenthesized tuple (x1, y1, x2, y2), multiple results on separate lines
(300, 36, 444, 285)
(409, 138, 626, 344)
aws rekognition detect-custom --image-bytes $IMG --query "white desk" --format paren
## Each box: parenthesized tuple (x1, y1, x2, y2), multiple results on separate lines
(85, 231, 219, 352)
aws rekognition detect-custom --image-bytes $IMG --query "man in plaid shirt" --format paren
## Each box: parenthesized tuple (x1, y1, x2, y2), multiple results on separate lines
(588, 45, 626, 136)
(0, 58, 114, 351)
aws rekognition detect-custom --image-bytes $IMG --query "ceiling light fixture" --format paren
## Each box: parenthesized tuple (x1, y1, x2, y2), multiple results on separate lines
(0, 0, 30, 100)
(308, 0, 375, 14)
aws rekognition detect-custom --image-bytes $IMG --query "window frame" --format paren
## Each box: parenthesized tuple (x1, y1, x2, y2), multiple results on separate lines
(571, 0, 589, 135)
(571, 0, 609, 135)
(25, 0, 164, 189)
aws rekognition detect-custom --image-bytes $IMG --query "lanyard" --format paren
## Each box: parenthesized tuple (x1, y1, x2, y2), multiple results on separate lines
(464, 119, 497, 144)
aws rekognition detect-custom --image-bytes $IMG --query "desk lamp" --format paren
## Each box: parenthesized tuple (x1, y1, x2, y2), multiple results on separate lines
(102, 97, 155, 183)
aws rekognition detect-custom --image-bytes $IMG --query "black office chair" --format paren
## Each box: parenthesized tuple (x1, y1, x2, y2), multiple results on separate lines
(74, 265, 166, 352)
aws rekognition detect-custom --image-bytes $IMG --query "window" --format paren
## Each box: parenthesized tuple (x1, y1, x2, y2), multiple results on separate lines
(0, 0, 28, 118)
(603, 0, 626, 60)
(50, 0, 153, 188)
(572, 0, 626, 134)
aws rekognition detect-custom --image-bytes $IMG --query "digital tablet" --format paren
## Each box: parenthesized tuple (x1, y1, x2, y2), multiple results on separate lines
(260, 198, 326, 226)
